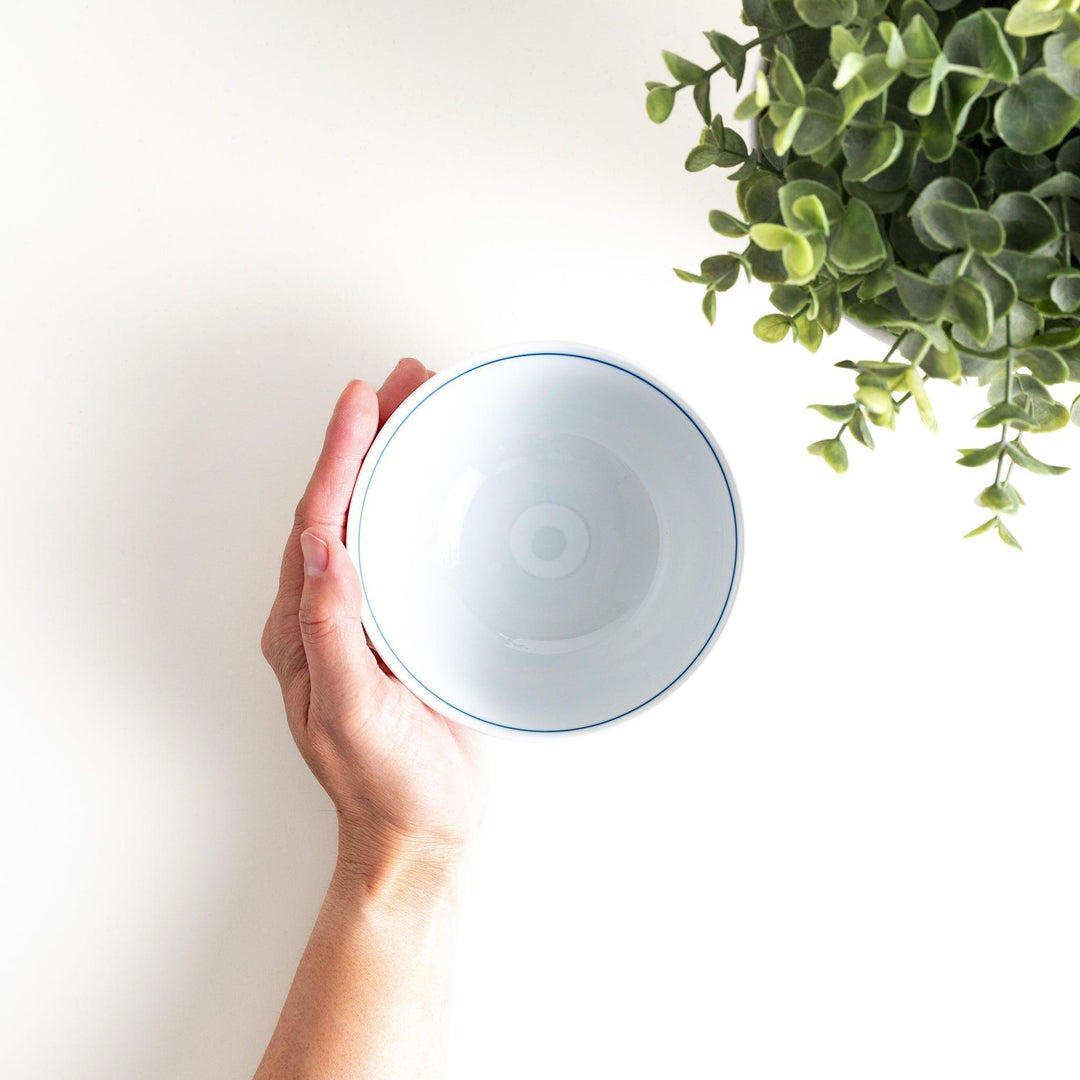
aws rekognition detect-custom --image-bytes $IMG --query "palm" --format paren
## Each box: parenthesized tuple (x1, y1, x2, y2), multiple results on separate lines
(262, 359, 487, 849)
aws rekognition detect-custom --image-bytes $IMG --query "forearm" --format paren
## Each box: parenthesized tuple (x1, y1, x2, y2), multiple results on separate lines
(253, 831, 469, 1080)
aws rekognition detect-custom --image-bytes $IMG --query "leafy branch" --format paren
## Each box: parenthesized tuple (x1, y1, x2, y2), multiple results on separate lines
(648, 0, 1080, 547)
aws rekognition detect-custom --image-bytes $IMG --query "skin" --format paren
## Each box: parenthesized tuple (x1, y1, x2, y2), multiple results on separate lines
(255, 359, 488, 1079)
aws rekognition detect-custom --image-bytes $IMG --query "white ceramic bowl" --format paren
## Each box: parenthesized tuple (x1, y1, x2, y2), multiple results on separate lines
(345, 340, 742, 737)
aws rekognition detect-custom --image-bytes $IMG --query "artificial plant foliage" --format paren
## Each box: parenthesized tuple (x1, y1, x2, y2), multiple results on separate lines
(646, 0, 1080, 548)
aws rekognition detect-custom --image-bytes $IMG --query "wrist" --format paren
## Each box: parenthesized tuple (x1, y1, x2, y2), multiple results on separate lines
(332, 818, 472, 913)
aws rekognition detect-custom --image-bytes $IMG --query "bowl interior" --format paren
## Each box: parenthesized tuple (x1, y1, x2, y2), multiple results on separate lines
(351, 349, 739, 734)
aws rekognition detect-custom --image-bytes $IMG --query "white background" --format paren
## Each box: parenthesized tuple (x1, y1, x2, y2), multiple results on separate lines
(3, 2, 1078, 1077)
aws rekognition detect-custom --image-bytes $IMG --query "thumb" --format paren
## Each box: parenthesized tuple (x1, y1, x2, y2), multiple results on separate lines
(297, 527, 378, 715)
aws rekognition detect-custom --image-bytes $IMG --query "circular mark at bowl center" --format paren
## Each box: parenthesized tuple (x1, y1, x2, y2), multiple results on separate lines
(509, 503, 590, 580)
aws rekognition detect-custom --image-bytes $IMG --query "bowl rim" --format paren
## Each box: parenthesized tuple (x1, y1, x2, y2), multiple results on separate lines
(345, 339, 745, 740)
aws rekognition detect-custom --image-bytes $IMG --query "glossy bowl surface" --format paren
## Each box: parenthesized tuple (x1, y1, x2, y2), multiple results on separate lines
(346, 341, 742, 737)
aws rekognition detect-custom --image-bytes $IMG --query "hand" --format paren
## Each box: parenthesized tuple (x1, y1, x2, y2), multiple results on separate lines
(260, 360, 488, 893)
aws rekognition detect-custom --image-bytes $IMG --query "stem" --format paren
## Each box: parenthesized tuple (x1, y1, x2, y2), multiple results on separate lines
(742, 24, 807, 51)
(883, 330, 907, 361)
(956, 248, 974, 278)
(1062, 195, 1072, 268)
(994, 314, 1015, 486)
(673, 25, 805, 91)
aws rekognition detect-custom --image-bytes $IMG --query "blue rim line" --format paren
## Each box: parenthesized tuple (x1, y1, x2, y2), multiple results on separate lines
(356, 351, 739, 733)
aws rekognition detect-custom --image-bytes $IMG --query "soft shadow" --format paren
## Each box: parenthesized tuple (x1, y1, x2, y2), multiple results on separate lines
(82, 287, 405, 1079)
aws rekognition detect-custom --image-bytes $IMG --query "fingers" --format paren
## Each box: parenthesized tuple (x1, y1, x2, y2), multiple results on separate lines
(297, 525, 380, 723)
(264, 360, 430, 705)
(377, 357, 429, 426)
(298, 379, 380, 532)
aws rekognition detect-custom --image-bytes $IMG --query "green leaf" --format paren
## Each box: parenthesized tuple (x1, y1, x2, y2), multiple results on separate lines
(920, 96, 957, 162)
(1071, 391, 1080, 425)
(842, 122, 905, 183)
(786, 232, 821, 280)
(714, 119, 749, 157)
(921, 202, 1006, 255)
(988, 375, 1071, 431)
(1003, 440, 1070, 474)
(977, 10, 1020, 83)
(733, 92, 763, 121)
(754, 313, 792, 342)
(929, 253, 1018, 321)
(920, 339, 963, 382)
(989, 192, 1061, 252)
(709, 209, 749, 237)
(728, 156, 758, 181)
(948, 278, 995, 345)
(1029, 398, 1071, 431)
(771, 51, 805, 105)
(848, 406, 875, 448)
(770, 284, 811, 315)
(837, 55, 901, 120)
(685, 143, 720, 171)
(905, 365, 938, 430)
(975, 401, 1038, 429)
(791, 88, 844, 155)
(1030, 172, 1080, 199)
(748, 222, 797, 251)
(1016, 346, 1070, 383)
(880, 20, 908, 69)
(892, 267, 950, 320)
(1005, 0, 1069, 38)
(702, 288, 717, 325)
(828, 197, 888, 272)
(749, 223, 820, 282)
(704, 31, 747, 87)
(737, 171, 784, 224)
(823, 437, 849, 473)
(662, 50, 708, 85)
(902, 13, 941, 72)
(817, 279, 842, 333)
(795, 0, 848, 28)
(693, 79, 712, 124)
(674, 267, 708, 284)
(829, 24, 863, 67)
(700, 254, 741, 291)
(908, 52, 950, 115)
(1043, 29, 1080, 96)
(995, 517, 1022, 550)
(646, 85, 676, 123)
(808, 402, 857, 422)
(1050, 270, 1080, 313)
(779, 179, 845, 231)
(978, 483, 1019, 512)
(991, 250, 1059, 302)
(792, 194, 830, 233)
(956, 443, 1004, 467)
(963, 517, 998, 538)
(985, 147, 1054, 195)
(995, 69, 1080, 155)
(770, 103, 807, 156)
(794, 313, 825, 352)
(909, 177, 978, 250)
(854, 384, 894, 414)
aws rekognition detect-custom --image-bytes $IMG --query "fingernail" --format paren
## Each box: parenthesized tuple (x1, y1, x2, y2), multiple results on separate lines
(300, 532, 329, 577)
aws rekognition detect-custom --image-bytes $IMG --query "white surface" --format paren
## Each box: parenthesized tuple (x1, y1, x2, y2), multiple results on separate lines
(348, 341, 741, 735)
(2, 2, 1078, 1078)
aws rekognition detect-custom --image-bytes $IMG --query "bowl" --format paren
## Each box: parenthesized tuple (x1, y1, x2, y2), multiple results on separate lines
(345, 340, 743, 737)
